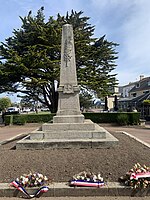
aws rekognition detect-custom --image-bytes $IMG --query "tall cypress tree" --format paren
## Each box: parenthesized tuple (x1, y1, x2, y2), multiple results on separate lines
(0, 8, 118, 113)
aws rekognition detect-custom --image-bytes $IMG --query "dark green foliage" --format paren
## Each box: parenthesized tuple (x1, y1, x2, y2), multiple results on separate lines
(128, 112, 140, 125)
(0, 8, 118, 113)
(83, 112, 140, 125)
(79, 89, 94, 110)
(13, 115, 26, 125)
(4, 113, 55, 125)
(24, 113, 55, 123)
(4, 112, 139, 126)
(117, 114, 129, 126)
(4, 115, 13, 125)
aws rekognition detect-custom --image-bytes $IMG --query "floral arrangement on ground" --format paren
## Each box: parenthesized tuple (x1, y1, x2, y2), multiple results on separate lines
(10, 172, 50, 198)
(11, 172, 49, 187)
(69, 170, 105, 187)
(119, 163, 150, 189)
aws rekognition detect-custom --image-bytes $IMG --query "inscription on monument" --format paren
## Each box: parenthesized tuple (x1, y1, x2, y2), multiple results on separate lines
(63, 35, 73, 67)
(63, 84, 74, 93)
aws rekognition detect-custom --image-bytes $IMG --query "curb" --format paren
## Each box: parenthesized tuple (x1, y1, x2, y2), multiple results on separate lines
(117, 131, 150, 148)
(0, 133, 28, 146)
(0, 182, 149, 197)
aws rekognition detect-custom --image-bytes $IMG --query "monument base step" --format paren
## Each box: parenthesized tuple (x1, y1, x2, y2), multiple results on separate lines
(16, 131, 118, 149)
(53, 115, 84, 123)
(30, 123, 107, 140)
(42, 119, 95, 131)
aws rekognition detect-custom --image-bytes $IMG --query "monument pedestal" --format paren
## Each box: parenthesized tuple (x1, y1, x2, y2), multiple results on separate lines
(16, 119, 118, 149)
(53, 115, 84, 123)
(16, 24, 118, 149)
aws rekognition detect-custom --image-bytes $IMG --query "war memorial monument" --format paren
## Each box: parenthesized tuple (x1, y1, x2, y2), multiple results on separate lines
(16, 24, 118, 149)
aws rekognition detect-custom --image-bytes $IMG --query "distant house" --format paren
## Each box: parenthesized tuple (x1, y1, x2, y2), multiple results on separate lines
(118, 75, 150, 119)
(129, 76, 150, 97)
(119, 81, 138, 98)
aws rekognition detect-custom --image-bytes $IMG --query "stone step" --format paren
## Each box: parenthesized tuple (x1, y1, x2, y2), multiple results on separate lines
(30, 130, 106, 140)
(31, 123, 108, 140)
(53, 115, 85, 123)
(16, 131, 118, 149)
(44, 131, 106, 139)
(42, 119, 95, 131)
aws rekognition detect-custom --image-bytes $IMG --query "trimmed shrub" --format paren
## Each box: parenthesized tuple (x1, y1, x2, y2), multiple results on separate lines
(4, 113, 56, 125)
(4, 112, 140, 126)
(13, 115, 26, 125)
(128, 112, 140, 125)
(117, 114, 129, 125)
(4, 115, 13, 125)
(24, 113, 55, 123)
(83, 112, 140, 125)
(83, 112, 118, 123)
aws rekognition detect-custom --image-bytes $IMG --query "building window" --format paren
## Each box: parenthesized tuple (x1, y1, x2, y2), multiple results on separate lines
(148, 81, 150, 86)
(143, 90, 149, 94)
(136, 83, 140, 88)
(132, 93, 136, 97)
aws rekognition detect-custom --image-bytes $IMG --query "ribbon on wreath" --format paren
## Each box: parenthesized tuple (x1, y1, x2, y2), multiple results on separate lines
(130, 172, 150, 180)
(70, 180, 105, 187)
(11, 180, 49, 199)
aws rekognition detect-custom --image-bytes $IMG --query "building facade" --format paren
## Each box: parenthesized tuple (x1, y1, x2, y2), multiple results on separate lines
(118, 75, 150, 119)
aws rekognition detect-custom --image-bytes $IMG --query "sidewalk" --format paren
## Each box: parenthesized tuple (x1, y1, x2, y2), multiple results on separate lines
(0, 123, 41, 144)
(102, 123, 150, 145)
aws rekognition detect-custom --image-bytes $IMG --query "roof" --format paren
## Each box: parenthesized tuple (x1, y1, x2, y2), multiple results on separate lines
(119, 92, 150, 103)
(129, 76, 150, 93)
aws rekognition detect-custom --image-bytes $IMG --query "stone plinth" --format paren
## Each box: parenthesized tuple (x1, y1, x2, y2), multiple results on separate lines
(16, 118, 118, 149)
(16, 129, 118, 149)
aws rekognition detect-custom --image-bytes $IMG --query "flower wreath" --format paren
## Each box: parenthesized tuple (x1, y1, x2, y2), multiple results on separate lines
(119, 163, 150, 189)
(69, 171, 105, 187)
(10, 172, 49, 198)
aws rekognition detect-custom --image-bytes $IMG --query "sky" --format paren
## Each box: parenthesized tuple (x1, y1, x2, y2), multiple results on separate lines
(0, 0, 150, 101)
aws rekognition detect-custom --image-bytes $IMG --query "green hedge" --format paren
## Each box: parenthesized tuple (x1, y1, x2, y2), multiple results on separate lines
(4, 113, 55, 125)
(83, 112, 140, 125)
(4, 112, 140, 126)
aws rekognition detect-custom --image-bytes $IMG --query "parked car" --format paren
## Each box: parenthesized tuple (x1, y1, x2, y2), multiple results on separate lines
(41, 107, 50, 111)
(22, 108, 30, 113)
(6, 107, 20, 115)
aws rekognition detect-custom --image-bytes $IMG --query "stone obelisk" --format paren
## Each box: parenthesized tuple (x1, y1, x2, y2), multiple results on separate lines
(16, 24, 118, 149)
(53, 24, 84, 123)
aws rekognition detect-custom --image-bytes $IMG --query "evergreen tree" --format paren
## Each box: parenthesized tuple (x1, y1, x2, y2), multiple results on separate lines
(0, 8, 118, 113)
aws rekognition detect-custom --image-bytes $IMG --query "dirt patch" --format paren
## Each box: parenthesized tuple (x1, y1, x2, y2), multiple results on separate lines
(0, 131, 149, 183)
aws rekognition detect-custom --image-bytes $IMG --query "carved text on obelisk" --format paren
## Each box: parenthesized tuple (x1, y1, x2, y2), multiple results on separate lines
(63, 35, 73, 67)
(63, 84, 74, 93)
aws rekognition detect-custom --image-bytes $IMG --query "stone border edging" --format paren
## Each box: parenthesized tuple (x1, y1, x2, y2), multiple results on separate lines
(0, 133, 27, 146)
(117, 131, 150, 148)
(0, 182, 149, 197)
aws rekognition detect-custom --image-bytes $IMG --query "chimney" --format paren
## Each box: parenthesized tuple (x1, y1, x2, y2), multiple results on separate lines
(140, 75, 144, 80)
